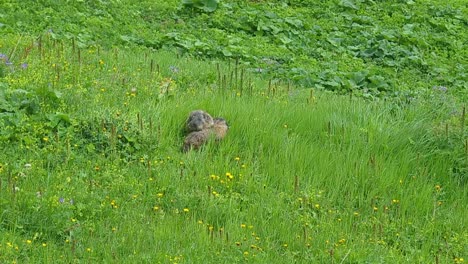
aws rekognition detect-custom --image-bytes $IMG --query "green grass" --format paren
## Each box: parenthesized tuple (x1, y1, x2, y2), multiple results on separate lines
(1, 0, 467, 98)
(0, 34, 467, 263)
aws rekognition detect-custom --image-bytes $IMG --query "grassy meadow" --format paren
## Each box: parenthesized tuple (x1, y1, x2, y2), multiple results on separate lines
(1, 1, 467, 263)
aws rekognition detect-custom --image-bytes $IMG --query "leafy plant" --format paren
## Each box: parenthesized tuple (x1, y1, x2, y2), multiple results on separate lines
(181, 0, 219, 13)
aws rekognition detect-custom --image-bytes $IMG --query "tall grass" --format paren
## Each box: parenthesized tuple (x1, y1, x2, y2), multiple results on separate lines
(0, 34, 466, 263)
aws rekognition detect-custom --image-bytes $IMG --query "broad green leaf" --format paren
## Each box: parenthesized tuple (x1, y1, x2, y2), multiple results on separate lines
(340, 0, 358, 10)
(201, 0, 218, 12)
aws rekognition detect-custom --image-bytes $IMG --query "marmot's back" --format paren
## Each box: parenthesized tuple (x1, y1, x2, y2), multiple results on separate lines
(186, 110, 214, 132)
(182, 129, 211, 152)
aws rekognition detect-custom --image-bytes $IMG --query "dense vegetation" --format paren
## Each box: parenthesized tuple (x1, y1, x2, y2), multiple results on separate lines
(1, 0, 467, 98)
(0, 0, 466, 263)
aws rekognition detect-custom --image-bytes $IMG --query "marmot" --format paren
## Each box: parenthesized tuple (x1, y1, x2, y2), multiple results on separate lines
(211, 118, 229, 140)
(182, 117, 229, 152)
(185, 110, 214, 133)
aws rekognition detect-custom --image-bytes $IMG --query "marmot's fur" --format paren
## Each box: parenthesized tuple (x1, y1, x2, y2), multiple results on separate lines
(212, 118, 229, 140)
(182, 117, 229, 152)
(185, 110, 214, 133)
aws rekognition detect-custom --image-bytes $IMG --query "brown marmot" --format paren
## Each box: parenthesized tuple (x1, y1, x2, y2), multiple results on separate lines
(185, 110, 214, 133)
(182, 117, 229, 152)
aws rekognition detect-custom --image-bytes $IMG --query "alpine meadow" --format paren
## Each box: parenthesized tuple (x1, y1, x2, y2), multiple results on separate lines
(0, 0, 467, 263)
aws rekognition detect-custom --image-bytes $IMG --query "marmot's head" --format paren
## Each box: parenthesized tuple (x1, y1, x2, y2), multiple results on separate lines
(186, 110, 214, 132)
(213, 117, 228, 127)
